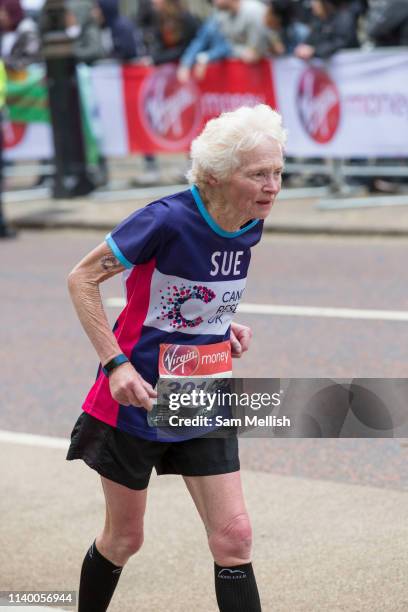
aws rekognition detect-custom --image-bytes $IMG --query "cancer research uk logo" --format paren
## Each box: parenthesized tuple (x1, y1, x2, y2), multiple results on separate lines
(157, 282, 216, 330)
(297, 67, 341, 144)
(139, 64, 202, 149)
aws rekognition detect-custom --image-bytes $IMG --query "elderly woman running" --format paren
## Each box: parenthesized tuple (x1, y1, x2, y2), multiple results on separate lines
(67, 104, 286, 612)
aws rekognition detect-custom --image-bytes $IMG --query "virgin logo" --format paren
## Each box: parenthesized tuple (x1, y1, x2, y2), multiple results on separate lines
(297, 67, 340, 144)
(139, 65, 201, 150)
(162, 345, 200, 376)
(2, 121, 27, 148)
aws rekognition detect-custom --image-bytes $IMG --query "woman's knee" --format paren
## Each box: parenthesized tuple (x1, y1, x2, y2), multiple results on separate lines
(98, 528, 144, 565)
(208, 514, 253, 565)
(117, 530, 144, 557)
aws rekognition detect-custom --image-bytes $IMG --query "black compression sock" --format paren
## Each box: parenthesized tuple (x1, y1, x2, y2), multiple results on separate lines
(78, 541, 123, 612)
(214, 562, 262, 612)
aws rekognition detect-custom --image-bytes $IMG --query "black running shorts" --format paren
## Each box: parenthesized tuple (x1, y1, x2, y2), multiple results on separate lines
(66, 412, 240, 490)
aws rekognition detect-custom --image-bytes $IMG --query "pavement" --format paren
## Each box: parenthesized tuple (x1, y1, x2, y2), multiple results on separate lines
(1, 436, 408, 612)
(4, 180, 408, 236)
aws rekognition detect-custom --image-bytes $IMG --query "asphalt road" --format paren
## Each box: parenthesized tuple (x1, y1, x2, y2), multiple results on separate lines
(2, 230, 408, 491)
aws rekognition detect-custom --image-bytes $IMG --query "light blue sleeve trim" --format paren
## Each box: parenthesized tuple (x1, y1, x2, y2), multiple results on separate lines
(105, 233, 134, 269)
(191, 185, 259, 238)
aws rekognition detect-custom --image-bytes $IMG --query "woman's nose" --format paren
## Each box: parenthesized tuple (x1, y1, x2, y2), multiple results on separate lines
(263, 177, 280, 193)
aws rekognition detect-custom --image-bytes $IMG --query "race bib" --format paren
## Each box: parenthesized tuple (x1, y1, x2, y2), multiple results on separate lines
(149, 341, 233, 430)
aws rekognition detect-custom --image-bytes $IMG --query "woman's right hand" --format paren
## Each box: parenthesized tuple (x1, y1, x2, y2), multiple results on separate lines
(108, 363, 157, 412)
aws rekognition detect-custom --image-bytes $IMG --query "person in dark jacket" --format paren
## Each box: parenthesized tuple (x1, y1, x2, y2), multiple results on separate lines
(145, 0, 200, 65)
(294, 0, 359, 59)
(367, 0, 408, 46)
(265, 0, 310, 55)
(96, 0, 143, 60)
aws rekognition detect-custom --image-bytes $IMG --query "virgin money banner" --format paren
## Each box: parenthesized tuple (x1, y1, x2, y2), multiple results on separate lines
(121, 59, 276, 153)
(4, 52, 408, 160)
(274, 50, 408, 157)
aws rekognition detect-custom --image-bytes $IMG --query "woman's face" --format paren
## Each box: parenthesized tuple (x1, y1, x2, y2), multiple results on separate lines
(215, 138, 284, 222)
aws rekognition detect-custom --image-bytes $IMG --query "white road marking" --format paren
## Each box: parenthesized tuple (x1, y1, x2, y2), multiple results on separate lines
(105, 297, 408, 322)
(0, 430, 69, 449)
(237, 303, 408, 322)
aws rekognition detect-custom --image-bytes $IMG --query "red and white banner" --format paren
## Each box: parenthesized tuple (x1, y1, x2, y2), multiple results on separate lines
(273, 50, 408, 157)
(93, 58, 276, 155)
(3, 120, 52, 160)
(4, 50, 408, 160)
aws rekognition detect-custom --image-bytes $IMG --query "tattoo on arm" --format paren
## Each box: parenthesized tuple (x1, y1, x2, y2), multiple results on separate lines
(101, 255, 122, 271)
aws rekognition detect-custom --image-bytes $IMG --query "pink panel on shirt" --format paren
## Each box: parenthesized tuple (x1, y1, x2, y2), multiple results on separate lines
(83, 375, 119, 427)
(81, 259, 156, 427)
(116, 258, 156, 355)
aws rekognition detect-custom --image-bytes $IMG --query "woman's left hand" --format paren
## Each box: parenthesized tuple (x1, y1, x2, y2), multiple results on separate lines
(230, 322, 252, 358)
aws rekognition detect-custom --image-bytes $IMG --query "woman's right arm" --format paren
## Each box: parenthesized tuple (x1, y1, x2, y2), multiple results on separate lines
(67, 241, 156, 411)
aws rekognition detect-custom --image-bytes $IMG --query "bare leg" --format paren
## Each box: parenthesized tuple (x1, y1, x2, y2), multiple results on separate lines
(184, 471, 261, 611)
(183, 471, 252, 565)
(96, 476, 148, 566)
(78, 477, 148, 612)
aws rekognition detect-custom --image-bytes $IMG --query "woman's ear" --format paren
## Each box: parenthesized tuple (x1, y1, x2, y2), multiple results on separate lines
(206, 173, 219, 187)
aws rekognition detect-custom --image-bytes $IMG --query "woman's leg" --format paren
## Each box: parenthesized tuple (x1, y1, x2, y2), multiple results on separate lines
(97, 476, 147, 565)
(184, 471, 262, 611)
(78, 476, 148, 612)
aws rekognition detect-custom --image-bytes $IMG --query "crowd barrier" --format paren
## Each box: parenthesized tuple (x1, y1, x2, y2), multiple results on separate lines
(3, 49, 408, 164)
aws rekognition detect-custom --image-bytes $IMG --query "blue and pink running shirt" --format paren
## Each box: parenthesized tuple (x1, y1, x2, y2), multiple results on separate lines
(82, 185, 263, 440)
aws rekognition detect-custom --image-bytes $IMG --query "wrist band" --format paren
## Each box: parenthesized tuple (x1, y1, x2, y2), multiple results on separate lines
(102, 354, 129, 376)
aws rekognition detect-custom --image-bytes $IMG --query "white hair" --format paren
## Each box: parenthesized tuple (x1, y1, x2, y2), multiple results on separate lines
(186, 105, 287, 186)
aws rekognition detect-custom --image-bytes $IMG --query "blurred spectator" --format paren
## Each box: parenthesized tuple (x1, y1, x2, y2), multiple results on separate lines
(96, 0, 144, 60)
(265, 0, 311, 54)
(133, 0, 200, 185)
(62, 0, 104, 63)
(366, 0, 408, 46)
(1, 0, 41, 72)
(0, 57, 16, 238)
(349, 0, 368, 17)
(0, 0, 23, 33)
(141, 0, 201, 66)
(295, 0, 360, 60)
(177, 12, 232, 82)
(134, 0, 157, 58)
(213, 0, 271, 62)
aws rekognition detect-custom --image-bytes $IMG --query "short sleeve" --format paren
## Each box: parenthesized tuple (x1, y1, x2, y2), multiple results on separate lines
(106, 201, 170, 268)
